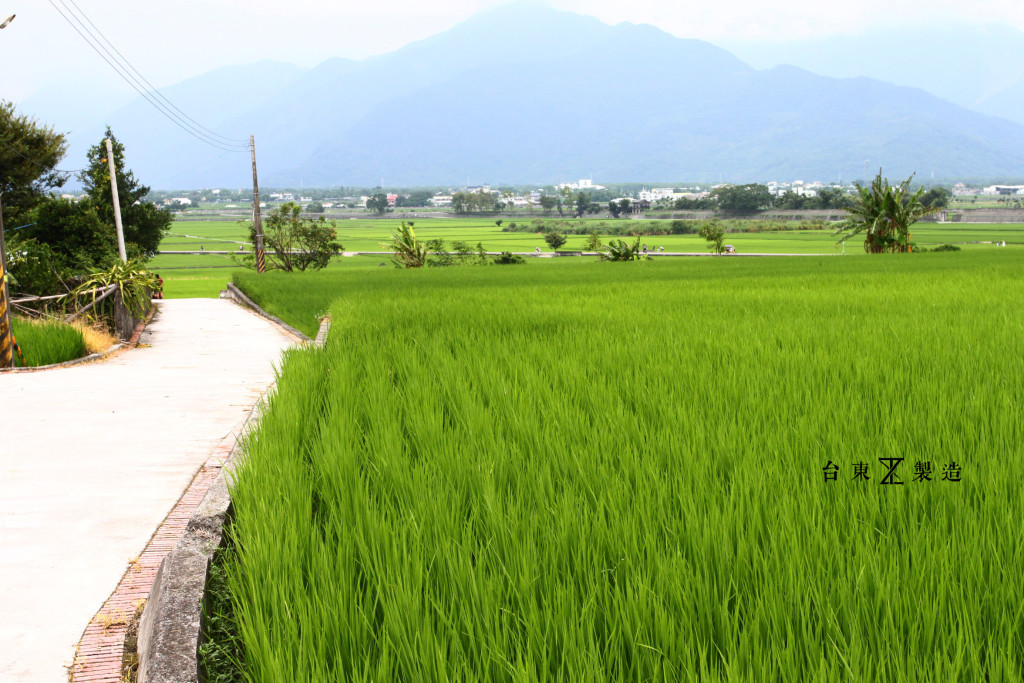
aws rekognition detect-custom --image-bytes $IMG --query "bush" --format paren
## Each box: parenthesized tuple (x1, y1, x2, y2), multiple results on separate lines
(930, 243, 961, 252)
(493, 251, 525, 265)
(4, 236, 64, 295)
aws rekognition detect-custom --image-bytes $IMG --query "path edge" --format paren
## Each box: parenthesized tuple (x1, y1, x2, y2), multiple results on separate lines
(223, 282, 312, 343)
(132, 314, 329, 683)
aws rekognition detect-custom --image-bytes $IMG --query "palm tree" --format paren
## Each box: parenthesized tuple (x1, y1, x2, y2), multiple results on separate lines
(833, 171, 936, 253)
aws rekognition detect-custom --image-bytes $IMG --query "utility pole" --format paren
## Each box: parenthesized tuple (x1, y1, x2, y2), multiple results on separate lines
(105, 138, 127, 262)
(249, 135, 265, 273)
(0, 196, 14, 368)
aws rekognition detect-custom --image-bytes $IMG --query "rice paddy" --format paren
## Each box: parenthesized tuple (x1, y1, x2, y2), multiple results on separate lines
(218, 250, 1024, 681)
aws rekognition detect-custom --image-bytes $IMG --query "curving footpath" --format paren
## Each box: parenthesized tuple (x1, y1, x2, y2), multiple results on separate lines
(0, 298, 296, 682)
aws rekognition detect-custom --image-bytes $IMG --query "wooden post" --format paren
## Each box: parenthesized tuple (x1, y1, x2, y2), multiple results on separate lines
(0, 196, 14, 368)
(249, 135, 265, 273)
(105, 138, 128, 262)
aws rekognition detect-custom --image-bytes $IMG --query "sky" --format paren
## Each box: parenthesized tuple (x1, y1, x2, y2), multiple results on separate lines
(4, 0, 1024, 106)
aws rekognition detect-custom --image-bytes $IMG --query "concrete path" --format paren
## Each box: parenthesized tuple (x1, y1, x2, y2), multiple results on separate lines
(0, 299, 296, 682)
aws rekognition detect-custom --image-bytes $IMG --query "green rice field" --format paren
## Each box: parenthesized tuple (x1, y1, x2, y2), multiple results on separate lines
(153, 217, 1023, 300)
(216, 251, 1024, 681)
(9, 317, 87, 367)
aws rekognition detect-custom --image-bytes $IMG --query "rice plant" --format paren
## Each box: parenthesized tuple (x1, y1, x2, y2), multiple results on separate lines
(221, 251, 1024, 681)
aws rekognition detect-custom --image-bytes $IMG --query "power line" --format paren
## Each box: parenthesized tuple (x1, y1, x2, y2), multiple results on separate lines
(58, 0, 248, 147)
(47, 0, 249, 153)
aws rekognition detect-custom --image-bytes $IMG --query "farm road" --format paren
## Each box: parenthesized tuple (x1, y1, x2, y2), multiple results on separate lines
(0, 299, 296, 682)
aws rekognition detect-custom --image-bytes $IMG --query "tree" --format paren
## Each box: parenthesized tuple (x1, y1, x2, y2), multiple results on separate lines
(366, 193, 388, 214)
(451, 191, 496, 214)
(23, 198, 117, 273)
(713, 184, 773, 214)
(699, 219, 726, 255)
(617, 199, 631, 216)
(80, 128, 171, 256)
(543, 231, 567, 251)
(607, 200, 622, 218)
(0, 100, 69, 226)
(307, 201, 325, 213)
(833, 171, 936, 253)
(539, 195, 558, 214)
(574, 191, 591, 218)
(583, 230, 602, 251)
(245, 202, 341, 271)
(919, 187, 950, 209)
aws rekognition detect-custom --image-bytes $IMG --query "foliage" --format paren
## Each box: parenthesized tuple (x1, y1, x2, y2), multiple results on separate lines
(713, 183, 773, 214)
(221, 253, 1024, 681)
(919, 187, 951, 209)
(607, 200, 622, 218)
(573, 191, 592, 218)
(833, 171, 937, 253)
(306, 202, 325, 213)
(669, 219, 698, 234)
(583, 230, 602, 251)
(9, 316, 87, 368)
(451, 191, 496, 214)
(390, 222, 427, 268)
(366, 193, 389, 214)
(395, 190, 434, 208)
(67, 258, 159, 320)
(699, 219, 726, 254)
(930, 243, 961, 252)
(4, 235, 65, 295)
(538, 195, 559, 214)
(22, 198, 118, 275)
(244, 202, 341, 271)
(0, 100, 69, 226)
(543, 231, 567, 251)
(492, 251, 525, 264)
(80, 128, 172, 256)
(600, 236, 648, 261)
(425, 238, 456, 267)
(198, 537, 247, 683)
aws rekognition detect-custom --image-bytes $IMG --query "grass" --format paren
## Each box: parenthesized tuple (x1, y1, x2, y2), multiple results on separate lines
(220, 250, 1024, 681)
(9, 316, 88, 367)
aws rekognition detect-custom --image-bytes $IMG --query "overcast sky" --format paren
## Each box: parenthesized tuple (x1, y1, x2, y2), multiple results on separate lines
(4, 0, 1024, 103)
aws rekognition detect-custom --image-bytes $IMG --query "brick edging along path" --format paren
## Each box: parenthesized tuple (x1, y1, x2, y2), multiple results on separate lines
(69, 430, 239, 682)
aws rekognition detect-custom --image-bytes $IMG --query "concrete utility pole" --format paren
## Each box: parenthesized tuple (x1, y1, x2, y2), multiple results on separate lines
(249, 135, 265, 273)
(105, 138, 128, 262)
(0, 196, 14, 368)
(0, 14, 15, 29)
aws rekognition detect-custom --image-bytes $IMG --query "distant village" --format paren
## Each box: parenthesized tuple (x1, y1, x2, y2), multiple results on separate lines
(127, 178, 1024, 213)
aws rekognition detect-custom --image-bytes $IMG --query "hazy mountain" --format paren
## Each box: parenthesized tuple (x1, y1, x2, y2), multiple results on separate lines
(724, 24, 1024, 125)
(34, 2, 1024, 188)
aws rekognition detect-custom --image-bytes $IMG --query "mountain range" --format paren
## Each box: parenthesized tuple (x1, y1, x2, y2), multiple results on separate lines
(20, 2, 1024, 189)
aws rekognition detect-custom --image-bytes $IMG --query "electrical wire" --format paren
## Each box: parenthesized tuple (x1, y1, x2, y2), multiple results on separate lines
(151, 150, 237, 187)
(47, 0, 249, 153)
(0, 135, 85, 174)
(58, 0, 249, 147)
